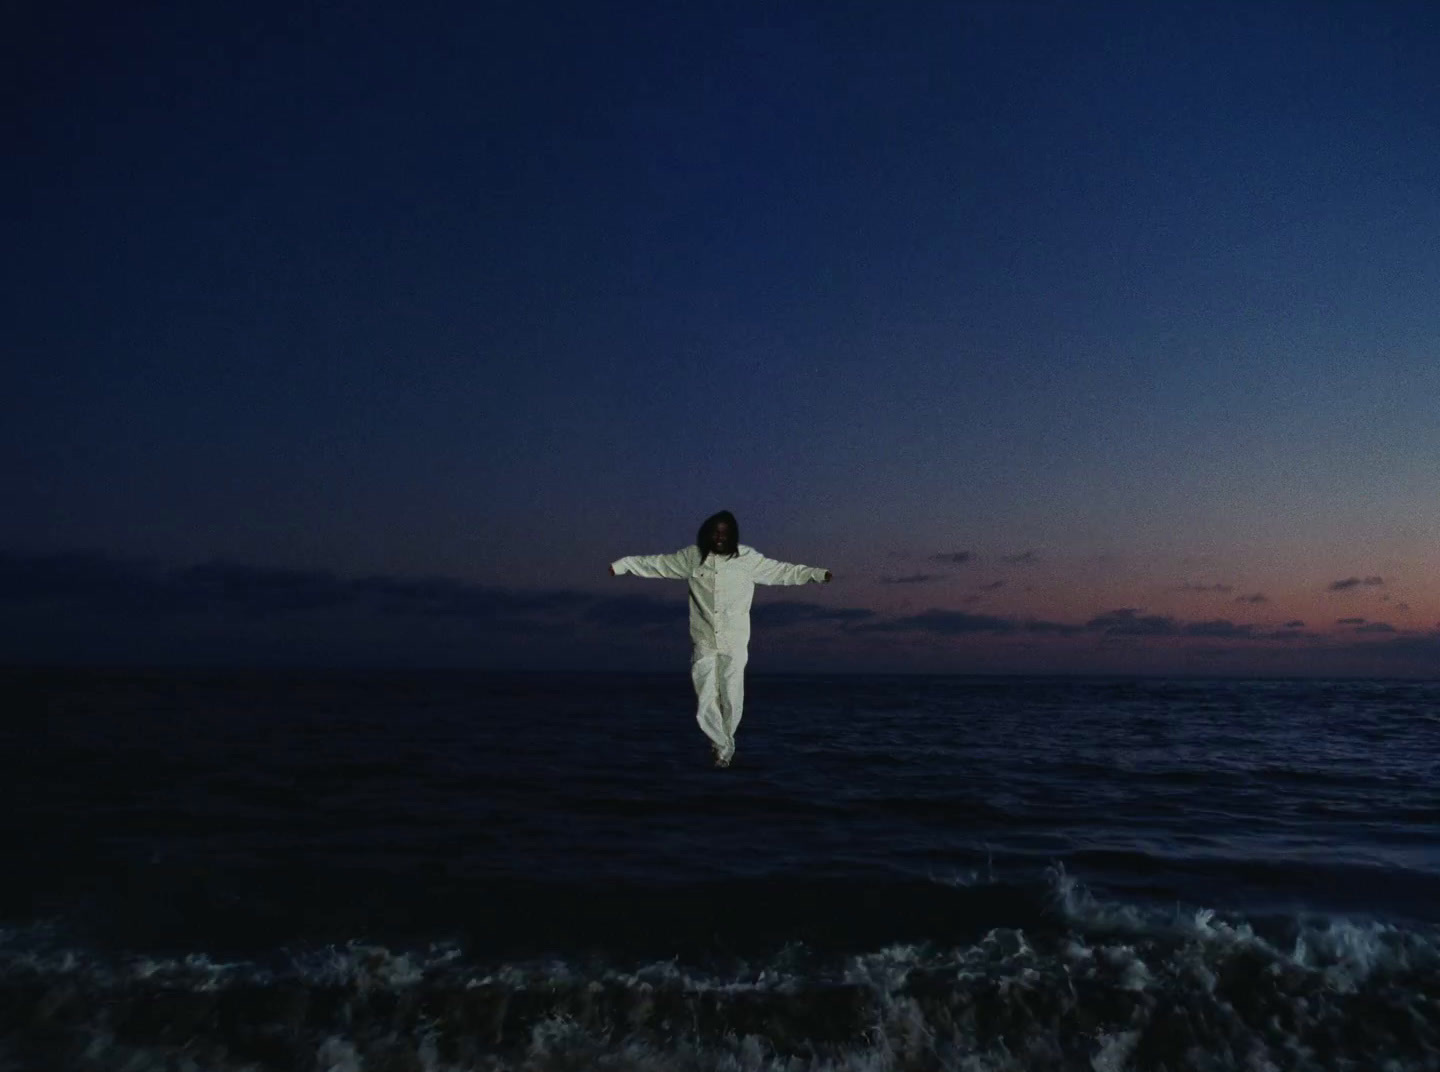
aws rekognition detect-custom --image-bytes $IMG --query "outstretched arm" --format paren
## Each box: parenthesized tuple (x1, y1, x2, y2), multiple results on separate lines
(610, 547, 696, 580)
(750, 553, 832, 586)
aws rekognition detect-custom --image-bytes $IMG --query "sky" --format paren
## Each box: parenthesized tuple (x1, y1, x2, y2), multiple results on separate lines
(5, 0, 1439, 676)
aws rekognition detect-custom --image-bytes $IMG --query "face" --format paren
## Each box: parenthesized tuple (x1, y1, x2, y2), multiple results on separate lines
(710, 521, 734, 554)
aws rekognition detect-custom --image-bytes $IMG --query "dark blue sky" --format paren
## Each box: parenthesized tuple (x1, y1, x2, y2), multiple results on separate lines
(6, 1, 1439, 673)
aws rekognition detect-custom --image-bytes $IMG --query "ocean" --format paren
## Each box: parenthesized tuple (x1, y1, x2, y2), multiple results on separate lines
(2, 669, 1438, 1070)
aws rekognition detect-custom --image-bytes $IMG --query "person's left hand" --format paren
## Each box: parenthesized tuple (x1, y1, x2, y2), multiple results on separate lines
(822, 570, 833, 582)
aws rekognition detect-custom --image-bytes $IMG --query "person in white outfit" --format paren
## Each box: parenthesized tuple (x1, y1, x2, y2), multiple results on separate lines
(609, 510, 832, 767)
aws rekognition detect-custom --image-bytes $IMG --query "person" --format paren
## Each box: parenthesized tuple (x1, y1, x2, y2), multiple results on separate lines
(609, 510, 832, 767)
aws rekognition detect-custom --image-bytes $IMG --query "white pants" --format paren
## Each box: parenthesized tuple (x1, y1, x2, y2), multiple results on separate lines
(690, 648, 747, 759)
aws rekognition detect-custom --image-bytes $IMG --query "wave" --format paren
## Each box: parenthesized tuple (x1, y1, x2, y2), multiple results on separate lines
(4, 870, 1439, 1070)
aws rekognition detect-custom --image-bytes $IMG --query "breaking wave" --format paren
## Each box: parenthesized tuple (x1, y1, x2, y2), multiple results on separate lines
(4, 869, 1438, 1071)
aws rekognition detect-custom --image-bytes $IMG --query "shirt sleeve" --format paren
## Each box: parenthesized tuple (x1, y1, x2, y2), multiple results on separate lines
(748, 551, 828, 586)
(611, 547, 696, 579)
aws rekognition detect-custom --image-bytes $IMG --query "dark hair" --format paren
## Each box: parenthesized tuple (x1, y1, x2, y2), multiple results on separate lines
(697, 510, 740, 561)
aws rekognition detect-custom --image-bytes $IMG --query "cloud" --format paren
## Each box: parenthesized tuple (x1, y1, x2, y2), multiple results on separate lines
(1179, 583, 1234, 594)
(1234, 593, 1267, 605)
(1182, 619, 1255, 638)
(878, 573, 938, 585)
(0, 552, 359, 617)
(0, 549, 887, 648)
(1085, 608, 1178, 637)
(580, 594, 685, 628)
(856, 605, 1286, 644)
(857, 609, 1016, 635)
(1347, 631, 1440, 661)
(0, 551, 190, 611)
(353, 574, 590, 619)
(1002, 551, 1038, 565)
(979, 580, 1006, 591)
(176, 562, 358, 616)
(1328, 576, 1384, 591)
(0, 549, 596, 624)
(932, 552, 973, 565)
(1022, 619, 1085, 637)
(751, 602, 876, 628)
(9, 550, 1423, 674)
(1289, 628, 1440, 676)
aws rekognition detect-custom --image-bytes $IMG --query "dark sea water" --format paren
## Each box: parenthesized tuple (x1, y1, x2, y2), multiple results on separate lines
(3, 669, 1439, 1070)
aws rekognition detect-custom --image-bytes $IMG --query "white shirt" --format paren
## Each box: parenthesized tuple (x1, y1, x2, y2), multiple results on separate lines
(610, 544, 827, 653)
